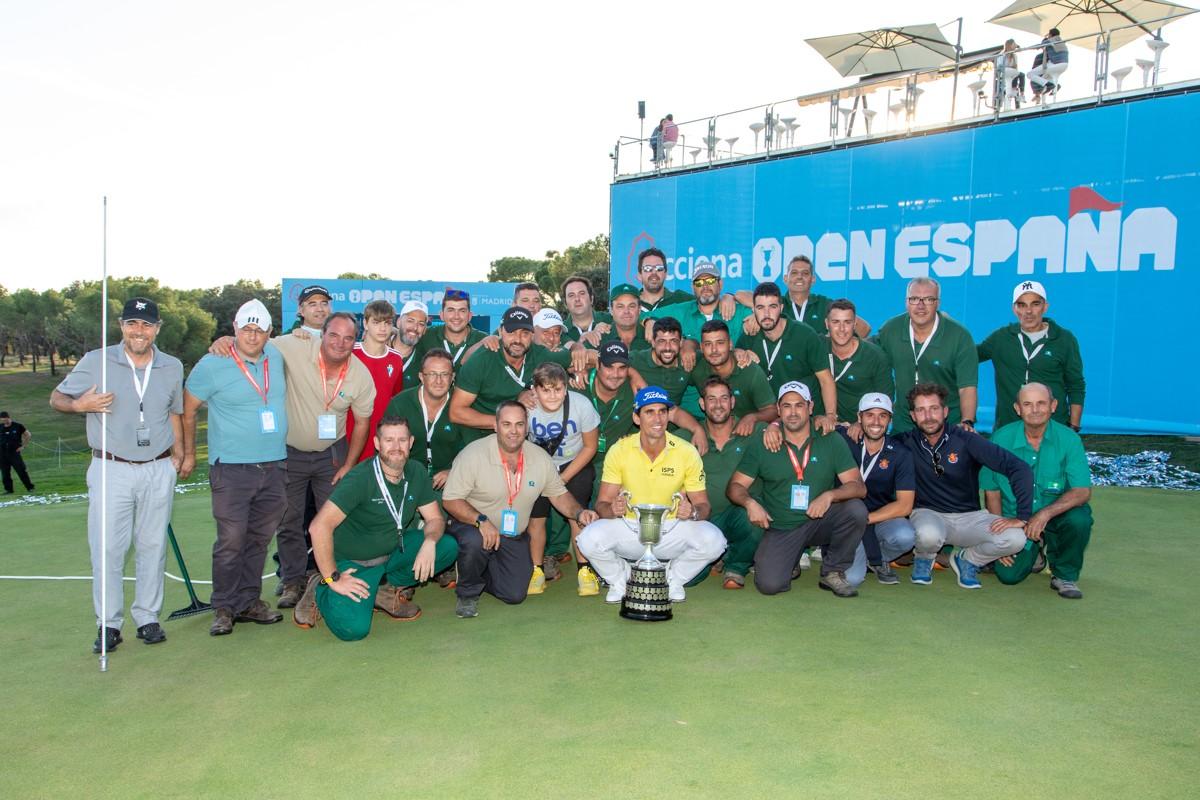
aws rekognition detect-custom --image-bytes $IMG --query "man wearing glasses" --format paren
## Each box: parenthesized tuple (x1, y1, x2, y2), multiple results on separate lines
(416, 288, 486, 373)
(900, 383, 1033, 589)
(874, 277, 979, 434)
(634, 247, 693, 314)
(644, 262, 751, 349)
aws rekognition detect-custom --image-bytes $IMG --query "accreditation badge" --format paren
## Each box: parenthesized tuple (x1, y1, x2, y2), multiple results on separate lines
(260, 409, 277, 434)
(597, 434, 607, 453)
(790, 484, 810, 511)
(317, 414, 337, 440)
(500, 509, 519, 537)
(135, 427, 151, 447)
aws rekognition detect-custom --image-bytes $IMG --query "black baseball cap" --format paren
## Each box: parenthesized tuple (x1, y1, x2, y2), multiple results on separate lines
(298, 284, 332, 304)
(121, 297, 160, 324)
(599, 340, 630, 366)
(501, 306, 534, 333)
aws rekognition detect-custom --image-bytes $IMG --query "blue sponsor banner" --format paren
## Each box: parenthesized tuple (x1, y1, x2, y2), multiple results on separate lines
(282, 279, 517, 332)
(611, 92, 1199, 435)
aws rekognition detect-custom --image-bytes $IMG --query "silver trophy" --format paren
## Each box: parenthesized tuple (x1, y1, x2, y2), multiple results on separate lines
(619, 493, 680, 622)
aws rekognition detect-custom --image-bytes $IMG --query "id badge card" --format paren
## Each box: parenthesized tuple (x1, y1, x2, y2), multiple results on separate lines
(597, 434, 607, 453)
(500, 509, 520, 537)
(317, 414, 337, 440)
(790, 484, 810, 512)
(135, 427, 151, 447)
(260, 409, 277, 434)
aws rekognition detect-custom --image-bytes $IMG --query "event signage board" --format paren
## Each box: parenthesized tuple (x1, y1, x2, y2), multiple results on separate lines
(281, 279, 518, 333)
(610, 92, 1198, 434)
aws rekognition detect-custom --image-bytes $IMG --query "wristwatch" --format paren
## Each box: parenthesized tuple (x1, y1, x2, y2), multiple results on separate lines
(961, 419, 976, 427)
(323, 570, 341, 585)
(475, 513, 489, 528)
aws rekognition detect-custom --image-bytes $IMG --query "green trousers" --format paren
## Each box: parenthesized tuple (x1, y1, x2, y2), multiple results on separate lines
(685, 506, 760, 587)
(995, 504, 1092, 585)
(316, 530, 458, 641)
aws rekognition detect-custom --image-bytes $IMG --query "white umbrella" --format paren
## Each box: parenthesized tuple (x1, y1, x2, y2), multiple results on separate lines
(805, 24, 958, 77)
(988, 0, 1197, 50)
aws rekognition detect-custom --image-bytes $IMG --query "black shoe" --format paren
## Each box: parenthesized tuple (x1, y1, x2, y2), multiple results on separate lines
(92, 626, 123, 654)
(136, 622, 167, 645)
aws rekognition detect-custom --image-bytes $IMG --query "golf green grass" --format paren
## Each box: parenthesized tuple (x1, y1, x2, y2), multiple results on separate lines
(1, 488, 1197, 799)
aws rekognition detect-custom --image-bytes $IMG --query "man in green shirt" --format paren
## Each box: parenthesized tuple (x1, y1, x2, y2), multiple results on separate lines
(734, 281, 837, 427)
(560, 274, 613, 348)
(292, 416, 458, 640)
(645, 261, 751, 349)
(695, 376, 763, 590)
(735, 254, 872, 337)
(728, 381, 867, 597)
(981, 383, 1092, 598)
(688, 320, 776, 436)
(599, 284, 651, 353)
(384, 349, 459, 491)
(874, 277, 979, 433)
(416, 287, 487, 372)
(635, 247, 694, 314)
(978, 280, 1085, 431)
(391, 300, 431, 390)
(824, 298, 894, 425)
(626, 317, 708, 450)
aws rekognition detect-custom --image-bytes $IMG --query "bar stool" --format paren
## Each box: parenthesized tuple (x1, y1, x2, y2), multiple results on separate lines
(888, 101, 906, 128)
(1110, 65, 1132, 91)
(704, 135, 720, 160)
(862, 108, 877, 134)
(774, 120, 787, 148)
(749, 122, 765, 151)
(779, 117, 797, 145)
(967, 79, 987, 115)
(837, 106, 853, 135)
(1044, 62, 1068, 102)
(689, 147, 701, 164)
(1147, 38, 1169, 84)
(1136, 58, 1155, 87)
(724, 136, 739, 158)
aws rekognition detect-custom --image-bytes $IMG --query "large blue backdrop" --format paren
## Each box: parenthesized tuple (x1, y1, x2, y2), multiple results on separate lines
(610, 92, 1198, 434)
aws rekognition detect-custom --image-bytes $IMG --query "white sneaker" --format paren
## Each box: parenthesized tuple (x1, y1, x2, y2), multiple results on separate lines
(810, 549, 822, 562)
(799, 552, 812, 569)
(605, 583, 625, 604)
(668, 583, 686, 603)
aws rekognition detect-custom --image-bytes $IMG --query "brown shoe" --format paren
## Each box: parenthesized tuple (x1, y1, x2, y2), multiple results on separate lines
(210, 607, 234, 636)
(235, 598, 283, 625)
(818, 571, 859, 598)
(277, 581, 305, 609)
(435, 565, 457, 589)
(293, 574, 323, 629)
(722, 571, 745, 590)
(374, 585, 422, 620)
(542, 555, 562, 583)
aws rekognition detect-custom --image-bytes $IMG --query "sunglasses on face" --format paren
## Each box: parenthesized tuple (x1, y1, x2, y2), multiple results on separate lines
(641, 265, 666, 274)
(693, 277, 719, 288)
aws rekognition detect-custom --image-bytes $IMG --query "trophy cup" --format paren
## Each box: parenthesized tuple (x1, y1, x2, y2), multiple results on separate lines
(619, 493, 680, 622)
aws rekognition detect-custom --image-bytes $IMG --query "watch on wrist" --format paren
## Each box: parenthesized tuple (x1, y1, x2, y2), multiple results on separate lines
(323, 570, 341, 585)
(961, 419, 976, 427)
(475, 513, 488, 528)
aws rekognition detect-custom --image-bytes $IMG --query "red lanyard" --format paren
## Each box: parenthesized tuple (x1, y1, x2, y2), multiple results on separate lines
(230, 350, 269, 404)
(317, 352, 349, 411)
(501, 448, 525, 508)
(784, 439, 812, 481)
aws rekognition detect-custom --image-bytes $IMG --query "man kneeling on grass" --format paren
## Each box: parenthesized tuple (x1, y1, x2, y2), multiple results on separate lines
(293, 416, 457, 640)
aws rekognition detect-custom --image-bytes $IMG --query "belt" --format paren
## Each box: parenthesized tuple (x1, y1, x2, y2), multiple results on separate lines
(92, 448, 173, 464)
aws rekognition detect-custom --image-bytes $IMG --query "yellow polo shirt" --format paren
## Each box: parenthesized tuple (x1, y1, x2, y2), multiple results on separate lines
(600, 431, 706, 517)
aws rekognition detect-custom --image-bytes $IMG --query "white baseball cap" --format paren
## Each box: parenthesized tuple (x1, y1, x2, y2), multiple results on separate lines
(534, 309, 565, 330)
(1012, 280, 1047, 303)
(235, 299, 272, 331)
(858, 392, 893, 413)
(399, 300, 429, 317)
(777, 381, 812, 402)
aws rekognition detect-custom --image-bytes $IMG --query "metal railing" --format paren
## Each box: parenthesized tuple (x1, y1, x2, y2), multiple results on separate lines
(613, 13, 1195, 180)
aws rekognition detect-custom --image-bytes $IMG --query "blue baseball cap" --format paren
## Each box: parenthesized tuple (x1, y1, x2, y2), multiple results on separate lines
(634, 386, 674, 411)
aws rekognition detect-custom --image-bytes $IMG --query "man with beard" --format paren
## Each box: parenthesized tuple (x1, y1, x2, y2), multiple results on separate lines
(560, 275, 612, 348)
(291, 417, 458, 638)
(978, 281, 1085, 431)
(441, 401, 599, 618)
(644, 262, 750, 353)
(901, 383, 1033, 589)
(736, 255, 872, 337)
(416, 288, 486, 373)
(349, 299, 406, 462)
(727, 382, 867, 598)
(982, 383, 1093, 598)
(51, 297, 185, 653)
(688, 320, 776, 436)
(294, 285, 332, 336)
(599, 283, 651, 353)
(824, 299, 894, 425)
(577, 387, 726, 604)
(390, 300, 431, 390)
(635, 247, 693, 314)
(626, 317, 708, 451)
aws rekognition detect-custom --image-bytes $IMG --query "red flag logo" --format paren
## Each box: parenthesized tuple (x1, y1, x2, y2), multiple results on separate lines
(1069, 186, 1123, 218)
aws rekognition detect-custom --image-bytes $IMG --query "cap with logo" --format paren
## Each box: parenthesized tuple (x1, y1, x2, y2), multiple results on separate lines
(599, 340, 630, 366)
(1012, 280, 1047, 303)
(399, 300, 429, 317)
(533, 309, 565, 329)
(121, 297, 160, 324)
(857, 392, 893, 414)
(609, 282, 640, 302)
(501, 306, 534, 333)
(235, 299, 272, 331)
(298, 284, 332, 304)
(634, 385, 674, 411)
(777, 381, 812, 402)
(691, 261, 719, 280)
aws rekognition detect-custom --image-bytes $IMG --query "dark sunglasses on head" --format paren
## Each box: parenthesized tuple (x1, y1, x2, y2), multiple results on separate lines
(444, 288, 470, 302)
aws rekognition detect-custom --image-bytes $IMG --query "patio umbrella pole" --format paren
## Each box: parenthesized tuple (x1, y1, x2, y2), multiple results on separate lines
(950, 17, 963, 120)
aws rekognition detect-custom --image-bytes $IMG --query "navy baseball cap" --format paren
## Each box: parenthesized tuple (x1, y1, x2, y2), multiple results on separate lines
(501, 306, 534, 333)
(298, 284, 331, 304)
(635, 386, 674, 411)
(599, 340, 630, 366)
(121, 297, 160, 324)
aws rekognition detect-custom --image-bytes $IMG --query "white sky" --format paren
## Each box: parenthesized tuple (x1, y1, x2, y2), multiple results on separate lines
(2, 0, 1197, 292)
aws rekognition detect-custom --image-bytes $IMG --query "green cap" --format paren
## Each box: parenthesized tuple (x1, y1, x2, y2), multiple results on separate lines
(610, 282, 640, 302)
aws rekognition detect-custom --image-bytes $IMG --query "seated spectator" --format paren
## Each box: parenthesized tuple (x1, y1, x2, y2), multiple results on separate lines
(1029, 28, 1068, 100)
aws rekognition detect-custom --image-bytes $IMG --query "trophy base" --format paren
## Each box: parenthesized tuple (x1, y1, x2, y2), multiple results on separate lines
(619, 562, 673, 622)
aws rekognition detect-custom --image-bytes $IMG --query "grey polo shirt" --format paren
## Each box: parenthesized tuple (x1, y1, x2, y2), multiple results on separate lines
(56, 344, 184, 460)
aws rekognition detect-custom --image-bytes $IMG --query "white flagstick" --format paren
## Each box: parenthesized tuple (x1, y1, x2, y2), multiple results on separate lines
(99, 196, 109, 673)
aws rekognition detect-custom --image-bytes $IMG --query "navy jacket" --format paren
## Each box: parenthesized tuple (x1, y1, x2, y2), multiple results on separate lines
(899, 427, 1034, 519)
(838, 430, 916, 513)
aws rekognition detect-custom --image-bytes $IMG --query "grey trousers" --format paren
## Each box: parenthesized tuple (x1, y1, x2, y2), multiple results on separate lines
(86, 456, 176, 629)
(911, 508, 1027, 567)
(209, 460, 288, 612)
(278, 440, 346, 584)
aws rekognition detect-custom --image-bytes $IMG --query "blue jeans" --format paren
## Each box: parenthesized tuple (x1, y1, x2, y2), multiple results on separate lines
(844, 518, 916, 587)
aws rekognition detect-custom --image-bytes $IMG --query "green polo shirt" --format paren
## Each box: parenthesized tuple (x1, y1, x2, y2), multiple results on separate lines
(639, 288, 694, 315)
(645, 301, 752, 345)
(734, 428, 856, 530)
(328, 457, 436, 562)
(417, 326, 487, 373)
(629, 349, 691, 406)
(455, 344, 572, 441)
(384, 387, 461, 475)
(978, 319, 1085, 429)
(874, 312, 977, 432)
(781, 291, 834, 333)
(562, 311, 614, 346)
(980, 420, 1091, 517)
(584, 373, 636, 465)
(688, 360, 775, 420)
(736, 319, 828, 411)
(702, 423, 763, 516)
(598, 328, 651, 353)
(823, 336, 895, 424)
